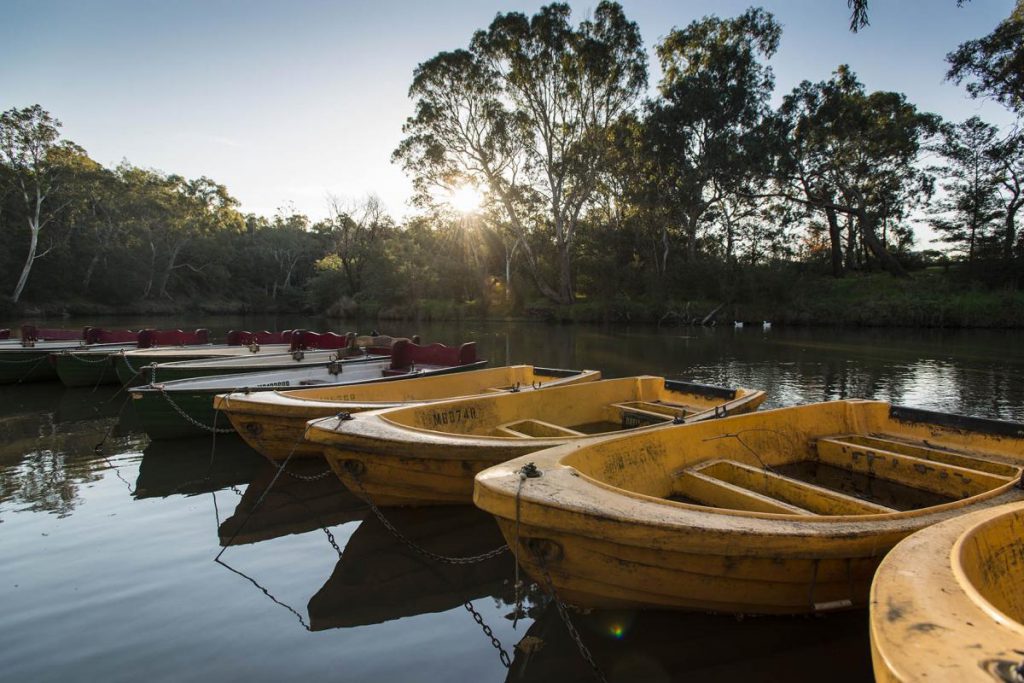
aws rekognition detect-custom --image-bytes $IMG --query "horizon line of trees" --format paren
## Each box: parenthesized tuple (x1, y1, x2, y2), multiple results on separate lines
(1, 2, 1022, 314)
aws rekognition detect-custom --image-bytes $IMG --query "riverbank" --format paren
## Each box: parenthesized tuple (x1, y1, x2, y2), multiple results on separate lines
(6, 272, 1024, 329)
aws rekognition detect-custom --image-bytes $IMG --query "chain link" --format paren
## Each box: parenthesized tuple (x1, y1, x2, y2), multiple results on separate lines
(464, 599, 512, 668)
(157, 388, 236, 434)
(350, 477, 509, 565)
(283, 467, 333, 481)
(119, 351, 140, 376)
(536, 562, 608, 683)
(513, 465, 607, 683)
(65, 351, 118, 364)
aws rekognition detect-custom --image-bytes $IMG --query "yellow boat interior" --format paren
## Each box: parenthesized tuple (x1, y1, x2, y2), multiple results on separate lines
(555, 400, 1024, 519)
(373, 376, 765, 440)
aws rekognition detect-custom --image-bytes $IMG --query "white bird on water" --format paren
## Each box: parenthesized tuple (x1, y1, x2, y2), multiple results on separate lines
(733, 321, 744, 328)
(763, 321, 772, 330)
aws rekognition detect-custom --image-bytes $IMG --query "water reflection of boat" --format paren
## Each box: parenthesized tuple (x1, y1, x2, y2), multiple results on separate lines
(217, 459, 366, 546)
(507, 606, 872, 682)
(307, 506, 510, 630)
(134, 436, 264, 499)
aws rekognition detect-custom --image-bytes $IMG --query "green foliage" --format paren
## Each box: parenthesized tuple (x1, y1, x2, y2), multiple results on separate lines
(2, 4, 1024, 326)
(947, 0, 1024, 115)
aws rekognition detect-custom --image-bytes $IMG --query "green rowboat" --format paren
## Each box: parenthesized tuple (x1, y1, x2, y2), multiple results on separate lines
(131, 355, 488, 440)
(114, 345, 293, 387)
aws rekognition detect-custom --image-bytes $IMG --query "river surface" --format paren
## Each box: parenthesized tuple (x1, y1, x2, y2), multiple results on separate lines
(2, 318, 1022, 682)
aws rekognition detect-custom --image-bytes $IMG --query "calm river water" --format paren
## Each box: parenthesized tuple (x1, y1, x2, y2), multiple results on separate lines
(2, 318, 1022, 682)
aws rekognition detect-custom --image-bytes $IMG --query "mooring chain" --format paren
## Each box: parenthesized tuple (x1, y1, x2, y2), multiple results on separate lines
(215, 557, 312, 631)
(535, 561, 608, 683)
(158, 388, 235, 434)
(349, 476, 509, 565)
(66, 351, 117, 364)
(463, 599, 513, 669)
(93, 395, 133, 454)
(514, 462, 608, 683)
(215, 424, 314, 559)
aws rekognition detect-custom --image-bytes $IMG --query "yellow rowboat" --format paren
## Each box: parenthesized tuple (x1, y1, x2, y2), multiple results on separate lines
(870, 501, 1024, 682)
(473, 400, 1024, 614)
(214, 365, 600, 461)
(308, 376, 765, 507)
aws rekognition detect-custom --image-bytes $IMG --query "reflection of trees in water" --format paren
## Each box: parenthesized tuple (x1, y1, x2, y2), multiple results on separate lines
(0, 391, 143, 517)
(0, 448, 107, 518)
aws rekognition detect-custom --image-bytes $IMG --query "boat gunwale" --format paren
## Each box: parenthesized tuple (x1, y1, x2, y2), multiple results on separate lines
(213, 366, 601, 416)
(133, 358, 489, 396)
(473, 401, 1024, 538)
(306, 377, 765, 448)
(950, 508, 1024, 636)
(869, 501, 1024, 681)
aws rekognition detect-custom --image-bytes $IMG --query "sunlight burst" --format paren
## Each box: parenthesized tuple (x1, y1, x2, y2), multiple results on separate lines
(448, 184, 484, 214)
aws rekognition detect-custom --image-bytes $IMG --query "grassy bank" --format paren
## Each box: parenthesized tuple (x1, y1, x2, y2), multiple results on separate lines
(5, 272, 1023, 328)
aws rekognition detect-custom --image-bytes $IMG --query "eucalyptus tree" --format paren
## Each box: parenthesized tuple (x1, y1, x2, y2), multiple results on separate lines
(947, 0, 1024, 115)
(0, 105, 85, 302)
(394, 2, 647, 304)
(930, 117, 1005, 263)
(315, 194, 395, 297)
(990, 131, 1023, 258)
(774, 66, 939, 277)
(645, 8, 781, 268)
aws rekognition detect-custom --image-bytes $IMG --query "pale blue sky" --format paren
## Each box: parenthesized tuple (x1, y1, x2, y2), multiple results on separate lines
(1, 0, 1018, 221)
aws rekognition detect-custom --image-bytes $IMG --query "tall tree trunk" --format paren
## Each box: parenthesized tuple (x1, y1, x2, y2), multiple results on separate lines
(143, 241, 156, 299)
(825, 206, 844, 278)
(1004, 195, 1021, 259)
(11, 216, 40, 303)
(82, 253, 100, 293)
(856, 207, 908, 277)
(556, 240, 573, 305)
(845, 214, 857, 270)
(157, 242, 183, 299)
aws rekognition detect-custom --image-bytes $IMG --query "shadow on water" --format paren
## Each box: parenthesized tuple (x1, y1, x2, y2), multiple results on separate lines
(507, 605, 872, 683)
(217, 458, 366, 546)
(308, 505, 511, 630)
(1, 321, 1021, 680)
(134, 435, 264, 499)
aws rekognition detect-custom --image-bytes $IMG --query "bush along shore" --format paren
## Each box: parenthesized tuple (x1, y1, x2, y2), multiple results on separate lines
(5, 272, 1024, 330)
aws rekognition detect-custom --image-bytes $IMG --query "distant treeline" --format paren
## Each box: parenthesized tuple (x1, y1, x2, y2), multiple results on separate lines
(1, 3, 1022, 325)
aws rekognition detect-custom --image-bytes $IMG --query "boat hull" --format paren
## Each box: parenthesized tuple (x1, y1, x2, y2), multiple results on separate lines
(311, 377, 765, 507)
(0, 348, 58, 384)
(52, 350, 125, 387)
(473, 400, 1024, 614)
(134, 358, 490, 441)
(131, 388, 230, 440)
(218, 366, 600, 461)
(869, 501, 1024, 682)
